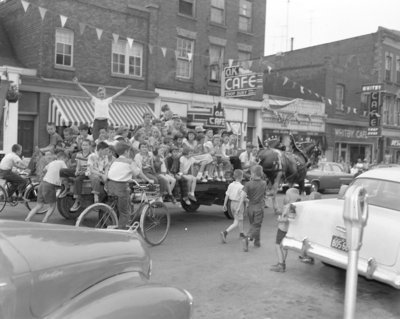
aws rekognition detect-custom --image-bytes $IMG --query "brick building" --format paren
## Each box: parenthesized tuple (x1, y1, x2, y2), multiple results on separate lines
(263, 27, 400, 165)
(0, 0, 267, 155)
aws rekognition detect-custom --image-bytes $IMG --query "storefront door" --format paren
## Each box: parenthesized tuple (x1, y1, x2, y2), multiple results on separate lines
(349, 144, 365, 165)
(18, 119, 34, 157)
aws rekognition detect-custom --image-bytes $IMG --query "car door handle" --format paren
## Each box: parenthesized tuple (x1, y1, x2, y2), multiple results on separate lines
(336, 225, 346, 233)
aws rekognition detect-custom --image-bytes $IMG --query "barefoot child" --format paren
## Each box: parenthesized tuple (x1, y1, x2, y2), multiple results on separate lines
(220, 169, 246, 243)
(270, 188, 301, 272)
(25, 151, 68, 223)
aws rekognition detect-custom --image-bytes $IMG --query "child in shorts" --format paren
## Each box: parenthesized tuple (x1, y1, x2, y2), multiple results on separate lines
(220, 169, 246, 243)
(270, 187, 301, 272)
(239, 165, 268, 251)
(25, 151, 68, 223)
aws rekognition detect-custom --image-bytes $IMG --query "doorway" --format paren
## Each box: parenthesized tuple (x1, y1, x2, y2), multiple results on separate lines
(18, 118, 35, 157)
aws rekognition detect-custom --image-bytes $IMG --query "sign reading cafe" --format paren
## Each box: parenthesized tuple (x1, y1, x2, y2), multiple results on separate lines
(222, 65, 263, 98)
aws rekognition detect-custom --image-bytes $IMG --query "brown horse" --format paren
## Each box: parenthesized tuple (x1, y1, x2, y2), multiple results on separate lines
(257, 136, 321, 213)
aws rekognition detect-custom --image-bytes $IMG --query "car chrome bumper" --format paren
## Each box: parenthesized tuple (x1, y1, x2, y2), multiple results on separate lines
(282, 237, 400, 289)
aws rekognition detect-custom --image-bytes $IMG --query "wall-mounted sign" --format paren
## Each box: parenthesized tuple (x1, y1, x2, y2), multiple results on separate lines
(222, 65, 263, 98)
(187, 102, 225, 128)
(334, 128, 368, 139)
(368, 91, 381, 128)
(361, 83, 383, 92)
(367, 127, 381, 137)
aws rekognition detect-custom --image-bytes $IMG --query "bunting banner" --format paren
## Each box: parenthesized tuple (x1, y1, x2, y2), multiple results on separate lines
(60, 15, 67, 27)
(79, 22, 86, 35)
(38, 6, 47, 20)
(16, 0, 353, 114)
(127, 37, 134, 48)
(96, 28, 103, 40)
(21, 0, 29, 12)
(353, 108, 357, 114)
(112, 33, 119, 44)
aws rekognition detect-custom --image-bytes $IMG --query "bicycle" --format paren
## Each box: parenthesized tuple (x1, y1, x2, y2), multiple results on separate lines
(75, 180, 170, 246)
(0, 171, 48, 214)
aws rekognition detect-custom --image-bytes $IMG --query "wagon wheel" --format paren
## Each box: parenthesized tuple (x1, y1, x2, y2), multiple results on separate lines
(223, 199, 234, 219)
(181, 199, 200, 212)
(57, 195, 84, 220)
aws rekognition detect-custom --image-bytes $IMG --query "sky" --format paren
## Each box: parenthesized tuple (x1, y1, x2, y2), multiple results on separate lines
(265, 0, 400, 55)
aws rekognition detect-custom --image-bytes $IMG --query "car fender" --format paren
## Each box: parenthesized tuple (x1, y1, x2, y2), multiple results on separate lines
(46, 272, 193, 319)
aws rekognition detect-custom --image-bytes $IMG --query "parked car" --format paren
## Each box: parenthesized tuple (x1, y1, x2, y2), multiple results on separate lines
(368, 163, 400, 170)
(282, 167, 400, 289)
(306, 161, 354, 193)
(0, 220, 193, 319)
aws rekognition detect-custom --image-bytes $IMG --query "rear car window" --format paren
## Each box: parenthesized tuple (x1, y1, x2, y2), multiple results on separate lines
(349, 178, 400, 211)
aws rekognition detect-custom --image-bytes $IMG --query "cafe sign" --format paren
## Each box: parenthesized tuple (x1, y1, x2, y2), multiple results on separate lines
(334, 128, 368, 139)
(222, 65, 263, 98)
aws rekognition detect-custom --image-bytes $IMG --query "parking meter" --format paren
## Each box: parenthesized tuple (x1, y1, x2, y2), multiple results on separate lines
(342, 184, 369, 319)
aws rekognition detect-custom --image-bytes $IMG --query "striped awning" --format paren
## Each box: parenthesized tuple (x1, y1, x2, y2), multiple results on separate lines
(48, 95, 155, 129)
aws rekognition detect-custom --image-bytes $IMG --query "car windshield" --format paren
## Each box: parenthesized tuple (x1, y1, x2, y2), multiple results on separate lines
(345, 177, 400, 211)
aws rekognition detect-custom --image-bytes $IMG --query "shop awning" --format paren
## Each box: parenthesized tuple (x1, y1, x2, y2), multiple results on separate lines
(48, 95, 155, 129)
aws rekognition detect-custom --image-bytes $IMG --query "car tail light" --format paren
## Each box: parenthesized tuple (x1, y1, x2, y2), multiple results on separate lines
(288, 204, 297, 219)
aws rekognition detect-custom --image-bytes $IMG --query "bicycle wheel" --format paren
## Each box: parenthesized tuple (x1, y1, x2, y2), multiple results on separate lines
(75, 203, 118, 229)
(24, 183, 48, 214)
(139, 201, 170, 246)
(0, 185, 7, 213)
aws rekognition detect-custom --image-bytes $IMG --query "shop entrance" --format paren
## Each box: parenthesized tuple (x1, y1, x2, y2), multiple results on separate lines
(18, 118, 35, 157)
(349, 144, 365, 166)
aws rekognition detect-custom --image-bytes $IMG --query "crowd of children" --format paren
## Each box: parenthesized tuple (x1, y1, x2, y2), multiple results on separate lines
(18, 107, 255, 223)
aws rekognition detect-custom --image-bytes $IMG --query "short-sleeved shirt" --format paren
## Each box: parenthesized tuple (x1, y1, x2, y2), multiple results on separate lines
(225, 181, 244, 201)
(43, 160, 67, 186)
(49, 133, 63, 147)
(243, 179, 267, 205)
(91, 97, 112, 119)
(239, 151, 256, 168)
(0, 152, 22, 170)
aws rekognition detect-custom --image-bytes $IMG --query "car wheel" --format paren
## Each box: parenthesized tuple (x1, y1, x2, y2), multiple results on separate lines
(181, 199, 200, 212)
(57, 195, 83, 220)
(310, 181, 319, 193)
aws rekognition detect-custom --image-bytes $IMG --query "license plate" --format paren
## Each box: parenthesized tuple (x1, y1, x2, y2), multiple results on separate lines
(331, 235, 348, 252)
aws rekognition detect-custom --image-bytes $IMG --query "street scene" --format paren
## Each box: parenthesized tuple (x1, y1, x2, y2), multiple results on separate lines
(0, 0, 400, 318)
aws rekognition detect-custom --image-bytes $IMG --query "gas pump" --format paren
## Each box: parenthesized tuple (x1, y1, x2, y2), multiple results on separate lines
(342, 184, 369, 319)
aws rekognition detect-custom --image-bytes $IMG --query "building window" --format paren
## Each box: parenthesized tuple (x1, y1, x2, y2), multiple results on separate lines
(210, 0, 225, 24)
(179, 0, 195, 17)
(176, 37, 194, 79)
(112, 40, 143, 77)
(335, 84, 345, 110)
(55, 28, 73, 67)
(397, 99, 400, 126)
(238, 0, 252, 32)
(238, 51, 251, 70)
(396, 58, 400, 84)
(385, 54, 393, 82)
(209, 45, 224, 82)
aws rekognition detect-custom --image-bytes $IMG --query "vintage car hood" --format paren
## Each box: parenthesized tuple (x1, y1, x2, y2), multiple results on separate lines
(287, 198, 400, 266)
(0, 220, 150, 318)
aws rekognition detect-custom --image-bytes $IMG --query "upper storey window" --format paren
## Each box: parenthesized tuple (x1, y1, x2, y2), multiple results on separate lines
(239, 0, 252, 32)
(210, 0, 225, 25)
(55, 28, 73, 67)
(176, 37, 194, 79)
(112, 40, 143, 77)
(179, 0, 195, 17)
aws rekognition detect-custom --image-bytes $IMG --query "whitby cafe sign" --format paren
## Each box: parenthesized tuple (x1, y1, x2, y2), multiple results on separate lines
(222, 65, 263, 98)
(364, 84, 382, 137)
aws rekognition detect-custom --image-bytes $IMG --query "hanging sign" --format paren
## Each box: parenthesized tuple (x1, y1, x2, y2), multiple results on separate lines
(207, 102, 225, 127)
(222, 65, 263, 98)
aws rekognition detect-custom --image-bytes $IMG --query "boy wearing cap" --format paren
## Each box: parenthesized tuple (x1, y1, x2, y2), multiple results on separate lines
(73, 77, 131, 140)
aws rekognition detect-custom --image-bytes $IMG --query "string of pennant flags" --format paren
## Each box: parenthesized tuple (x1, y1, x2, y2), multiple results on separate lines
(18, 0, 366, 117)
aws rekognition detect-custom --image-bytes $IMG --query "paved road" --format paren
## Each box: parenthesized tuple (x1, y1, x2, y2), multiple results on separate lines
(2, 193, 400, 319)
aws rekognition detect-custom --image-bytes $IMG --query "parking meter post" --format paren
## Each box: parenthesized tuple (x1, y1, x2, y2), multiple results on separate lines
(342, 185, 368, 319)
